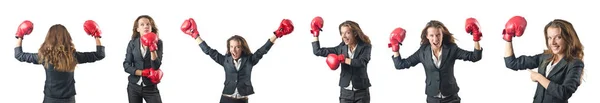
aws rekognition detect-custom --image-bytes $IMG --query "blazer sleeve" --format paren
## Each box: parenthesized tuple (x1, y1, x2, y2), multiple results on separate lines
(546, 59, 584, 100)
(75, 46, 105, 64)
(123, 40, 138, 75)
(392, 46, 422, 70)
(349, 45, 371, 68)
(249, 39, 274, 65)
(454, 45, 482, 62)
(503, 53, 543, 70)
(199, 41, 226, 66)
(312, 41, 341, 57)
(14, 46, 40, 64)
(151, 40, 163, 70)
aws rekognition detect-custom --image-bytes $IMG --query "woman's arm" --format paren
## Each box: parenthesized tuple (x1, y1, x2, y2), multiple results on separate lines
(123, 40, 141, 76)
(312, 37, 341, 57)
(150, 40, 163, 69)
(15, 38, 40, 64)
(75, 37, 105, 63)
(392, 46, 422, 70)
(196, 36, 226, 66)
(249, 36, 276, 65)
(503, 41, 541, 70)
(455, 44, 483, 62)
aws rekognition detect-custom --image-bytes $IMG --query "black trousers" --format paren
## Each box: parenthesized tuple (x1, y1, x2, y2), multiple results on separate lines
(339, 88, 370, 103)
(127, 83, 162, 103)
(43, 96, 75, 103)
(220, 95, 249, 103)
(426, 94, 461, 103)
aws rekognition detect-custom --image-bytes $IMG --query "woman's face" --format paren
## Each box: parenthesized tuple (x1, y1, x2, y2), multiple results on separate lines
(229, 40, 242, 60)
(546, 27, 565, 55)
(426, 27, 443, 50)
(136, 18, 152, 36)
(340, 26, 356, 45)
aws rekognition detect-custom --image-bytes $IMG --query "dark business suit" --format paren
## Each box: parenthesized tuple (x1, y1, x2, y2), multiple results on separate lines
(14, 46, 105, 103)
(312, 41, 372, 103)
(199, 40, 274, 103)
(505, 54, 584, 103)
(123, 37, 164, 103)
(393, 43, 482, 103)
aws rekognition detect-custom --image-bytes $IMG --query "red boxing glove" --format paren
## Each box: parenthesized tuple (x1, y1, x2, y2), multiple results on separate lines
(326, 54, 341, 70)
(274, 19, 294, 38)
(181, 18, 199, 39)
(502, 16, 527, 42)
(465, 18, 482, 41)
(388, 27, 406, 52)
(84, 20, 102, 38)
(16, 20, 34, 39)
(310, 16, 324, 37)
(142, 68, 164, 84)
(141, 32, 158, 52)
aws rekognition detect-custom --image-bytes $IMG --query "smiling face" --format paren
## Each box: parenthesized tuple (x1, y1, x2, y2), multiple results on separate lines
(546, 27, 565, 55)
(426, 27, 443, 50)
(340, 26, 356, 45)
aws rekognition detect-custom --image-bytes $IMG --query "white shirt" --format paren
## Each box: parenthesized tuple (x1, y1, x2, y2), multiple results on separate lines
(223, 58, 249, 98)
(344, 47, 358, 91)
(546, 60, 556, 77)
(431, 49, 446, 98)
(137, 41, 147, 86)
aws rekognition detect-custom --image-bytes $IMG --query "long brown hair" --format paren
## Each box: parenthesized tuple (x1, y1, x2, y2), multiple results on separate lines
(226, 35, 252, 56)
(37, 24, 77, 72)
(543, 19, 584, 62)
(420, 20, 456, 45)
(131, 15, 159, 39)
(338, 20, 371, 45)
(542, 19, 585, 83)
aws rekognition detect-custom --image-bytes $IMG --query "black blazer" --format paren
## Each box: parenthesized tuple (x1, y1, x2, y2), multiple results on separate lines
(14, 46, 105, 99)
(312, 41, 372, 89)
(199, 40, 274, 96)
(123, 38, 163, 86)
(505, 54, 584, 103)
(393, 43, 482, 96)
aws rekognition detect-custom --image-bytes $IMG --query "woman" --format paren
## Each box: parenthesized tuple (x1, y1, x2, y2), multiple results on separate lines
(503, 19, 584, 103)
(312, 20, 372, 103)
(391, 20, 483, 103)
(180, 18, 293, 103)
(14, 20, 105, 103)
(123, 15, 164, 103)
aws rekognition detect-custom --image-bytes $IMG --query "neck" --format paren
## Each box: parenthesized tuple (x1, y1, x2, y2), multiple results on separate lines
(348, 43, 357, 50)
(431, 47, 441, 53)
(554, 54, 564, 62)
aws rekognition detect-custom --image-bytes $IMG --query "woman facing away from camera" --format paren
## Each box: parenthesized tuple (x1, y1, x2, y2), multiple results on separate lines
(14, 20, 105, 103)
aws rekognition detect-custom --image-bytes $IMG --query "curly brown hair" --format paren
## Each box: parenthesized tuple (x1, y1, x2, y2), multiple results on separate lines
(38, 24, 77, 72)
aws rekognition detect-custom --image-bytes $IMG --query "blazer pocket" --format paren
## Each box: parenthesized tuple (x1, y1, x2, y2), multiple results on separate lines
(426, 80, 431, 86)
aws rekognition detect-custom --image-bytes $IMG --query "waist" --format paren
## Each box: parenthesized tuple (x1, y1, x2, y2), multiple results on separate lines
(222, 94, 248, 99)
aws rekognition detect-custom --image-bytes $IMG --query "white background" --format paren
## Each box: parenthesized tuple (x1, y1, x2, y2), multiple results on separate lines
(0, 0, 597, 103)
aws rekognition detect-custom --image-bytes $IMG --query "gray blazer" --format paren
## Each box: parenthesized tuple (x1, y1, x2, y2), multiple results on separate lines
(123, 37, 163, 86)
(393, 43, 482, 96)
(505, 54, 584, 103)
(312, 41, 372, 89)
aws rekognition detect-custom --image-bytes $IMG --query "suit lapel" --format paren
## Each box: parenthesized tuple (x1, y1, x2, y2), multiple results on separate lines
(539, 60, 550, 76)
(352, 43, 364, 59)
(341, 44, 348, 58)
(548, 58, 567, 78)
(439, 44, 450, 68)
(238, 57, 247, 71)
(424, 45, 436, 69)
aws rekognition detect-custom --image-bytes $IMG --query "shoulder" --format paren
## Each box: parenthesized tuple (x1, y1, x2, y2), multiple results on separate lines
(568, 58, 584, 68)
